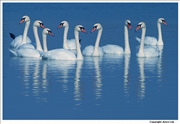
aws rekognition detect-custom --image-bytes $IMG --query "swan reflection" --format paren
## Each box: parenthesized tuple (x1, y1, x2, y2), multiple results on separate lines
(12, 57, 49, 102)
(45, 60, 76, 92)
(137, 54, 162, 100)
(84, 57, 103, 100)
(74, 60, 83, 101)
(124, 55, 130, 97)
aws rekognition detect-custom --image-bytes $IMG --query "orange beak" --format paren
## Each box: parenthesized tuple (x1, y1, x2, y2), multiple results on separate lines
(57, 25, 63, 29)
(162, 21, 167, 26)
(91, 27, 96, 33)
(19, 19, 25, 24)
(40, 25, 45, 29)
(128, 24, 132, 30)
(135, 26, 141, 31)
(48, 32, 54, 37)
(81, 29, 87, 33)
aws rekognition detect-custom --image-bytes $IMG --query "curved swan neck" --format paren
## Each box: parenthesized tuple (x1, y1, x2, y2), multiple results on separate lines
(124, 25, 131, 54)
(157, 22, 163, 45)
(42, 33, 48, 52)
(75, 30, 83, 60)
(137, 27, 146, 57)
(92, 28, 102, 56)
(63, 26, 69, 49)
(33, 26, 43, 52)
(21, 21, 30, 45)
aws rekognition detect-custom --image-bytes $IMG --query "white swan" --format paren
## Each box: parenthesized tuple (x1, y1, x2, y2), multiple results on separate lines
(42, 25, 86, 60)
(101, 20, 132, 54)
(9, 20, 45, 56)
(9, 28, 53, 58)
(82, 23, 104, 56)
(57, 21, 81, 50)
(135, 18, 167, 46)
(135, 22, 160, 57)
(10, 15, 32, 50)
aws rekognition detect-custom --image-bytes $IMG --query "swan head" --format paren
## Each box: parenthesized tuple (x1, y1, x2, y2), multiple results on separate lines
(91, 23, 103, 32)
(19, 15, 30, 24)
(158, 18, 167, 25)
(125, 20, 132, 30)
(135, 22, 146, 31)
(75, 25, 87, 33)
(33, 20, 45, 28)
(42, 28, 54, 37)
(57, 21, 69, 28)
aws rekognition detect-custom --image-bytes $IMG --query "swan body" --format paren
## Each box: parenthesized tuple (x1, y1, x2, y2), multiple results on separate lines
(102, 20, 132, 55)
(10, 15, 32, 50)
(82, 45, 104, 56)
(82, 23, 104, 56)
(10, 28, 53, 58)
(135, 18, 167, 46)
(58, 21, 80, 50)
(135, 22, 160, 57)
(42, 25, 86, 60)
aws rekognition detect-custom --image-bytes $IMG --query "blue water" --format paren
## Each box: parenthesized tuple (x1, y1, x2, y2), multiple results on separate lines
(2, 2, 178, 120)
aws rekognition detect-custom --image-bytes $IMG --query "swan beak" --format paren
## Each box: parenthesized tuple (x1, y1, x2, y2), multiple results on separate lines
(128, 24, 132, 30)
(48, 32, 54, 37)
(91, 28, 97, 33)
(19, 19, 25, 24)
(135, 26, 141, 31)
(162, 21, 168, 26)
(40, 25, 45, 29)
(57, 25, 63, 29)
(81, 29, 87, 34)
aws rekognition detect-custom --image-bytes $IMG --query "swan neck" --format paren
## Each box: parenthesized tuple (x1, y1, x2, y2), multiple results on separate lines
(93, 28, 102, 56)
(21, 21, 30, 45)
(157, 22, 163, 45)
(124, 25, 131, 54)
(42, 33, 48, 52)
(63, 26, 69, 49)
(75, 30, 83, 60)
(33, 26, 43, 51)
(137, 27, 146, 57)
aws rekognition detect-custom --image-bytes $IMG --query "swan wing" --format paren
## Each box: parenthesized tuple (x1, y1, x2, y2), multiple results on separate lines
(10, 35, 32, 49)
(42, 49, 76, 60)
(144, 46, 160, 57)
(101, 44, 123, 55)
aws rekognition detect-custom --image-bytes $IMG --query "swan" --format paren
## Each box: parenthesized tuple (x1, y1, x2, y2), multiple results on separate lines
(135, 22, 160, 57)
(82, 23, 104, 56)
(42, 25, 86, 60)
(9, 28, 54, 58)
(101, 20, 132, 54)
(10, 15, 32, 50)
(9, 19, 45, 55)
(57, 21, 81, 50)
(135, 18, 167, 46)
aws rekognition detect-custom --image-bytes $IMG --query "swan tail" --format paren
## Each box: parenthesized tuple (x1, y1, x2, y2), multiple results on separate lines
(135, 37, 141, 43)
(9, 33, 16, 39)
(9, 49, 17, 56)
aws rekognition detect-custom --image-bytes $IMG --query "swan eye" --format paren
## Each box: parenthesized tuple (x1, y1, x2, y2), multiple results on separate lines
(60, 23, 64, 26)
(127, 22, 131, 25)
(39, 22, 44, 26)
(137, 24, 142, 27)
(79, 27, 85, 30)
(21, 17, 25, 21)
(93, 26, 98, 29)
